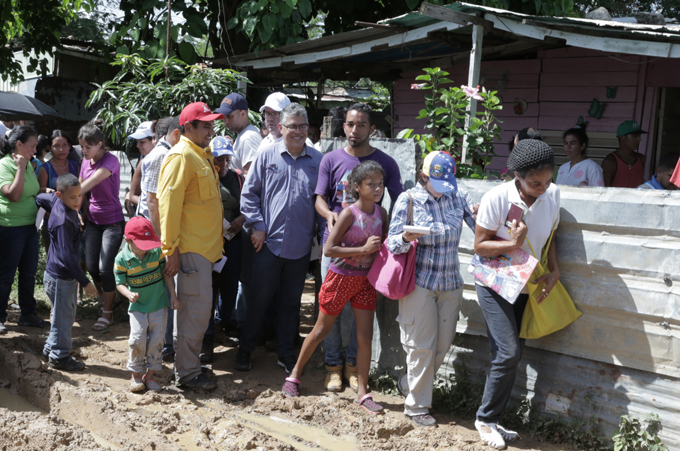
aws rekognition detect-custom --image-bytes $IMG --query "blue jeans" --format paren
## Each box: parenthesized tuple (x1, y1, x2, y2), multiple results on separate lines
(85, 221, 124, 292)
(239, 245, 309, 360)
(0, 224, 39, 323)
(475, 285, 529, 423)
(321, 254, 358, 366)
(43, 273, 78, 359)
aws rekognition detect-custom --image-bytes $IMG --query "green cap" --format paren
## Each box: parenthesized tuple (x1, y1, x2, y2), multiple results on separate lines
(617, 120, 647, 137)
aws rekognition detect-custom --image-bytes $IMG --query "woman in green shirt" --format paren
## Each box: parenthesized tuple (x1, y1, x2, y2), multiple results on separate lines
(0, 126, 48, 334)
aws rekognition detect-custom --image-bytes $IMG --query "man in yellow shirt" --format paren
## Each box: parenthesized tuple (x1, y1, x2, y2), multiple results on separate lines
(157, 102, 224, 390)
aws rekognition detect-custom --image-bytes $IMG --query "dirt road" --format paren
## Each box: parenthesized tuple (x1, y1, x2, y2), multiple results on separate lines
(0, 282, 570, 450)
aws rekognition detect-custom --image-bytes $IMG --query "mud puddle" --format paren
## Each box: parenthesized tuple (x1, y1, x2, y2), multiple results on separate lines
(0, 387, 45, 413)
(238, 412, 358, 451)
(0, 282, 574, 451)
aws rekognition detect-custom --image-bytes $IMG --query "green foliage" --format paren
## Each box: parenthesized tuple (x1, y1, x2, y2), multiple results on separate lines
(432, 362, 485, 417)
(0, 0, 93, 84)
(396, 67, 503, 179)
(86, 54, 248, 147)
(612, 414, 668, 451)
(368, 367, 402, 396)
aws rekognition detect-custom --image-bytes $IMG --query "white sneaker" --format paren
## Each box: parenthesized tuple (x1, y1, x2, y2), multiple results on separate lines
(475, 420, 506, 449)
(497, 424, 520, 441)
(0, 322, 6, 334)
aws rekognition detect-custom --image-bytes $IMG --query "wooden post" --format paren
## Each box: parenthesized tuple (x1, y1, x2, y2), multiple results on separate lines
(461, 24, 483, 164)
(316, 79, 325, 110)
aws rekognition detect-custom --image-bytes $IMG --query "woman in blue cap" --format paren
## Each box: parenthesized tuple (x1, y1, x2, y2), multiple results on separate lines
(386, 151, 476, 428)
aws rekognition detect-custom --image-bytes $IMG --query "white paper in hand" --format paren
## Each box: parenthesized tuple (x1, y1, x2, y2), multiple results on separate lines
(223, 218, 236, 241)
(35, 207, 46, 231)
(213, 255, 227, 273)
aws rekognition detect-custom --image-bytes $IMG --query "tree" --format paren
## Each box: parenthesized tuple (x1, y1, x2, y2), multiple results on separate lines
(86, 54, 247, 147)
(0, 0, 93, 83)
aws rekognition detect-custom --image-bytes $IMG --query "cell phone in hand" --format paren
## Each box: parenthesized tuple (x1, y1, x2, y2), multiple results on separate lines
(505, 203, 526, 227)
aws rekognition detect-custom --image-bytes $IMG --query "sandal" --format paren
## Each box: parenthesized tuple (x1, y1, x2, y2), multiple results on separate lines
(475, 420, 506, 449)
(354, 394, 384, 415)
(282, 377, 299, 398)
(143, 374, 163, 393)
(92, 310, 114, 331)
(130, 375, 145, 392)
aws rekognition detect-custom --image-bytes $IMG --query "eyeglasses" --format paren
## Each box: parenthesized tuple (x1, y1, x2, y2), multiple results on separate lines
(264, 111, 280, 118)
(283, 123, 309, 132)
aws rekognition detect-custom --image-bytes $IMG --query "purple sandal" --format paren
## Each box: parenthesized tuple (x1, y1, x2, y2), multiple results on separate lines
(282, 377, 300, 398)
(354, 394, 384, 414)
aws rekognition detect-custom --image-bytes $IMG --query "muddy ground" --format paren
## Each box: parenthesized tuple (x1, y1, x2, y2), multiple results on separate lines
(0, 282, 571, 451)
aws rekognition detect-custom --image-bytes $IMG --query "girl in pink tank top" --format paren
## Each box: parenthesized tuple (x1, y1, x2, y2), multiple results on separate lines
(281, 161, 389, 415)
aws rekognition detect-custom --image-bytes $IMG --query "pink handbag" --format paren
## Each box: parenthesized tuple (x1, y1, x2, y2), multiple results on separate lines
(367, 193, 418, 300)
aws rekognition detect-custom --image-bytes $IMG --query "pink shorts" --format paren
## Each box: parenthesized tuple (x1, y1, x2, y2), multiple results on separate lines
(319, 270, 377, 316)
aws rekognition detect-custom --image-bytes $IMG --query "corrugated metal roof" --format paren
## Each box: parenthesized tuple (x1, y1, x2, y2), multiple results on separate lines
(385, 2, 680, 39)
(226, 1, 680, 71)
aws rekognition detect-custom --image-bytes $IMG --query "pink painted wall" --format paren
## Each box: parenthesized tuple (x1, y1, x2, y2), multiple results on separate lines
(393, 47, 680, 175)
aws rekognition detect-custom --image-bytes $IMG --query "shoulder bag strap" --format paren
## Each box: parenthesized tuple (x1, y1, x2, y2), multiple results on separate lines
(525, 218, 558, 262)
(407, 192, 414, 226)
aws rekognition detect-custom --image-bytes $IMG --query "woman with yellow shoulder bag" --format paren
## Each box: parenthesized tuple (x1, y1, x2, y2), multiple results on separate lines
(472, 140, 563, 449)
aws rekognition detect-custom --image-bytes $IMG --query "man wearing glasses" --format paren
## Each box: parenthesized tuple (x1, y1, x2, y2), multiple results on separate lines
(246, 92, 314, 171)
(237, 103, 323, 373)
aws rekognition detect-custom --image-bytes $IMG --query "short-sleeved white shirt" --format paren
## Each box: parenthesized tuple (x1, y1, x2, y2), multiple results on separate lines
(476, 179, 560, 259)
(232, 124, 262, 172)
(556, 159, 604, 187)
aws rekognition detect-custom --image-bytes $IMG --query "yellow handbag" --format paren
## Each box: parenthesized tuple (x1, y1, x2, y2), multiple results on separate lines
(519, 222, 582, 339)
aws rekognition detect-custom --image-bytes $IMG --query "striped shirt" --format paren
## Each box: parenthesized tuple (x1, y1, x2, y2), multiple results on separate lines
(114, 244, 168, 314)
(386, 185, 475, 292)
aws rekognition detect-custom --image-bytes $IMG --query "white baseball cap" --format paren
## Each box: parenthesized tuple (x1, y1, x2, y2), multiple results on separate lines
(128, 121, 154, 140)
(259, 92, 291, 113)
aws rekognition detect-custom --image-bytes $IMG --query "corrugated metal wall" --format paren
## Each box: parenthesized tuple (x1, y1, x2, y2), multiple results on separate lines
(373, 176, 680, 448)
(458, 180, 679, 447)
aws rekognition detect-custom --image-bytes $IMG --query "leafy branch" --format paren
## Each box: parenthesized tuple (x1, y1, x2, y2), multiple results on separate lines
(396, 67, 503, 179)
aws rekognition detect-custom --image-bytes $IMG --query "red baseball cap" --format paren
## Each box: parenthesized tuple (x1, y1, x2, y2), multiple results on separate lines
(124, 217, 162, 251)
(179, 102, 225, 126)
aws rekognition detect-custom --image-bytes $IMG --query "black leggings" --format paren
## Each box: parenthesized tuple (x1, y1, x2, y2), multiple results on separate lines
(85, 221, 124, 292)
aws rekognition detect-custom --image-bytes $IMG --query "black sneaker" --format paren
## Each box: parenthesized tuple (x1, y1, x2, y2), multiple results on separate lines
(18, 314, 49, 328)
(163, 352, 175, 363)
(277, 356, 296, 374)
(49, 356, 85, 371)
(183, 373, 216, 391)
(409, 413, 437, 427)
(200, 338, 214, 363)
(235, 348, 251, 371)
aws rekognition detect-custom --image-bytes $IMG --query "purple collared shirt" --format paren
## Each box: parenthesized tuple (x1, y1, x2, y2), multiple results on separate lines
(241, 140, 323, 259)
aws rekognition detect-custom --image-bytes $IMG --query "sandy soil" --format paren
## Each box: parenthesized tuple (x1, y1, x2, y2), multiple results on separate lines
(0, 282, 571, 451)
